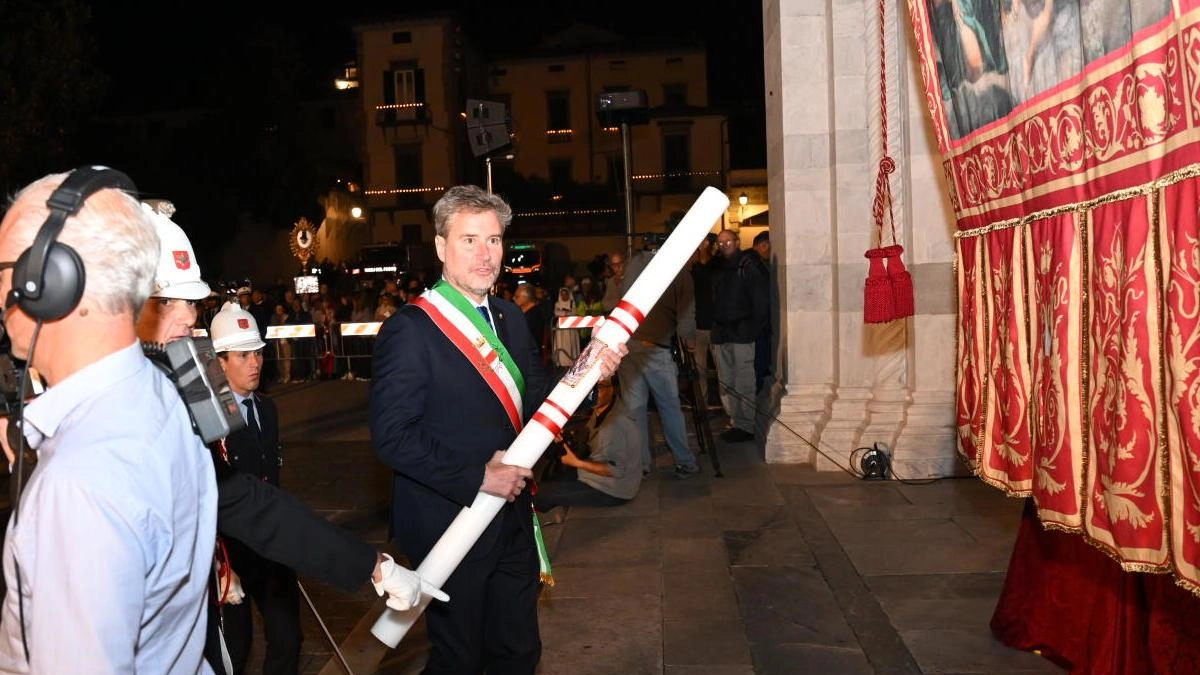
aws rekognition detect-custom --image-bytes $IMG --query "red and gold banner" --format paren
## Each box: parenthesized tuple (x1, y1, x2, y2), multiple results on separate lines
(909, 0, 1200, 592)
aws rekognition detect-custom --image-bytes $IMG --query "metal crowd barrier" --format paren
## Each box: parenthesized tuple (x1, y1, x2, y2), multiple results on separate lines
(192, 322, 384, 381)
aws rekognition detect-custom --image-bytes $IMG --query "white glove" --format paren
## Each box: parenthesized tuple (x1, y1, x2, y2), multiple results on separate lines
(218, 566, 246, 606)
(372, 554, 449, 611)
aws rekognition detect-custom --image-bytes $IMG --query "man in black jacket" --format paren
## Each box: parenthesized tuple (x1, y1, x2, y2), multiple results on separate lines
(711, 229, 768, 442)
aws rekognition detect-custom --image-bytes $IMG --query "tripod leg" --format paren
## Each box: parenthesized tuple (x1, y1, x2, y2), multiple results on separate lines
(679, 339, 722, 477)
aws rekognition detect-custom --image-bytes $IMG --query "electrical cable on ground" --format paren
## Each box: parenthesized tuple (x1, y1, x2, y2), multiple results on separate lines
(706, 371, 958, 486)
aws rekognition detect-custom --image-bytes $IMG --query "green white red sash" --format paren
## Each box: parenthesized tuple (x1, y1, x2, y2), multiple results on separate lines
(411, 281, 525, 432)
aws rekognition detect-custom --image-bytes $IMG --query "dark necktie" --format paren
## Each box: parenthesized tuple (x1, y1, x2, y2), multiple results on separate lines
(243, 398, 260, 439)
(477, 305, 493, 331)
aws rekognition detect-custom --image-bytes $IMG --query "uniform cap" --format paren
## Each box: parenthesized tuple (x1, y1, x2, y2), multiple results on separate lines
(143, 201, 211, 300)
(210, 301, 266, 352)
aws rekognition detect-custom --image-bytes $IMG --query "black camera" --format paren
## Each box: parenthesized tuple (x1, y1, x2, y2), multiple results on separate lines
(642, 232, 669, 247)
(143, 338, 246, 443)
(0, 354, 39, 418)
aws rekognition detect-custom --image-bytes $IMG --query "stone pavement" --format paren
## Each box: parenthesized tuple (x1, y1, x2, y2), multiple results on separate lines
(266, 381, 1065, 675)
(0, 379, 1066, 674)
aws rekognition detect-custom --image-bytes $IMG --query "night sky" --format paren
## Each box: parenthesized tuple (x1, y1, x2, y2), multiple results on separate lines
(90, 1, 766, 157)
(2, 1, 765, 276)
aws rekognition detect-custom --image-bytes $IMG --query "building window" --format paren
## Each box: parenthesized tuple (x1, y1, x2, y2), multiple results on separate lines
(662, 130, 691, 192)
(663, 83, 688, 107)
(603, 84, 630, 93)
(608, 60, 626, 70)
(392, 31, 412, 44)
(490, 67, 507, 77)
(549, 159, 572, 191)
(381, 68, 426, 123)
(546, 91, 571, 140)
(393, 69, 417, 105)
(666, 56, 683, 65)
(607, 154, 625, 189)
(392, 144, 423, 207)
(402, 223, 422, 243)
(548, 63, 565, 73)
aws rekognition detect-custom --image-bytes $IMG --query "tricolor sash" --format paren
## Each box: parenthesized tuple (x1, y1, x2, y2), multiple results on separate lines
(412, 281, 525, 432)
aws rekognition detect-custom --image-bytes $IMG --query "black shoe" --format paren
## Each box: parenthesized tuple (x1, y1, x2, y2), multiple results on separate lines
(538, 507, 567, 526)
(674, 464, 701, 479)
(719, 428, 754, 443)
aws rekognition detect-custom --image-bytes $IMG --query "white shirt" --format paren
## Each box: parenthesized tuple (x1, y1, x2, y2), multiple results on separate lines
(0, 342, 217, 674)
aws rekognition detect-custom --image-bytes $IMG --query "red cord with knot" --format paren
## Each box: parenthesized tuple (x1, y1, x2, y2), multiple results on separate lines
(863, 0, 914, 324)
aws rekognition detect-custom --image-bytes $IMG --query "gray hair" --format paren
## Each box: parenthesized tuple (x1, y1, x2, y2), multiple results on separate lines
(7, 172, 158, 316)
(432, 185, 512, 238)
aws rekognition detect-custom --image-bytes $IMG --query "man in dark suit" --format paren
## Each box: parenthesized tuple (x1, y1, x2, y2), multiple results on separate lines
(370, 185, 624, 675)
(209, 301, 300, 675)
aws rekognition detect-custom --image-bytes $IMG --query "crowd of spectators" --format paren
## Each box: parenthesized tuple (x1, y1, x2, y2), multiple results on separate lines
(204, 231, 772, 419)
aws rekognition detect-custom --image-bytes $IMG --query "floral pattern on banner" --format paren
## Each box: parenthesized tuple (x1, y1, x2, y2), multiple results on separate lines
(956, 238, 985, 464)
(950, 50, 1185, 215)
(1162, 180, 1200, 591)
(906, 0, 1200, 591)
(1085, 198, 1167, 566)
(981, 229, 1034, 491)
(1028, 214, 1084, 527)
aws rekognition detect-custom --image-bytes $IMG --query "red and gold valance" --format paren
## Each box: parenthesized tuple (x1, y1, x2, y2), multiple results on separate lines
(908, 0, 1200, 593)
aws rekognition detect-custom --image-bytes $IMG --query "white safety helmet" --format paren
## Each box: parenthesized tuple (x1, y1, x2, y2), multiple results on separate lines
(143, 200, 211, 300)
(210, 301, 266, 352)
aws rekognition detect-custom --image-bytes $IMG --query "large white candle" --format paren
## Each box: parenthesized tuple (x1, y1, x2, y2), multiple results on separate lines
(372, 186, 730, 647)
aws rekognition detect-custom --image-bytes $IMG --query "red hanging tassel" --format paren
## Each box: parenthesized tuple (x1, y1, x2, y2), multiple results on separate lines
(863, 0, 908, 325)
(883, 244, 914, 319)
(864, 247, 895, 324)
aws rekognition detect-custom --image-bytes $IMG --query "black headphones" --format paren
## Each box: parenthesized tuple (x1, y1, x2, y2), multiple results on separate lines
(7, 166, 137, 321)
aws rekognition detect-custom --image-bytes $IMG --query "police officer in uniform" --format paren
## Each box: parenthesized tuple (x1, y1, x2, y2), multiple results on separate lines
(209, 302, 299, 674)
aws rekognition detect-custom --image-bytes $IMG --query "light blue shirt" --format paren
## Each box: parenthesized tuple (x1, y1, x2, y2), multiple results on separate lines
(0, 341, 218, 674)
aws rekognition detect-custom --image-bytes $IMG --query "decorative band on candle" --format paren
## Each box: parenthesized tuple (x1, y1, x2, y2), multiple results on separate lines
(543, 398, 571, 420)
(615, 300, 645, 324)
(531, 411, 563, 437)
(603, 312, 637, 337)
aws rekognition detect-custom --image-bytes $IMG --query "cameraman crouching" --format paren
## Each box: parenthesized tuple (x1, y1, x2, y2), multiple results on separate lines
(534, 378, 643, 520)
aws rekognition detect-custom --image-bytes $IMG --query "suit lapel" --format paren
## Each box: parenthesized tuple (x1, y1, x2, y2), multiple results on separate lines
(491, 296, 511, 349)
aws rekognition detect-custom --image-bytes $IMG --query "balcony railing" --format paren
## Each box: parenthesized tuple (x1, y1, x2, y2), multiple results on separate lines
(375, 102, 427, 126)
(631, 170, 723, 195)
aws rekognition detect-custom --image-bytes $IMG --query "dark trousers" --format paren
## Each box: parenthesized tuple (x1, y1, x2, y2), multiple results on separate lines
(421, 510, 541, 675)
(208, 553, 302, 675)
(754, 330, 771, 393)
(534, 467, 628, 510)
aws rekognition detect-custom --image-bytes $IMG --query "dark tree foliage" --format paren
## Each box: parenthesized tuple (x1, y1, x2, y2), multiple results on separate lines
(0, 0, 107, 195)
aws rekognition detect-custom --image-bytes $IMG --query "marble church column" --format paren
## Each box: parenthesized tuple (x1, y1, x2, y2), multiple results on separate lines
(762, 0, 960, 475)
(761, 0, 838, 464)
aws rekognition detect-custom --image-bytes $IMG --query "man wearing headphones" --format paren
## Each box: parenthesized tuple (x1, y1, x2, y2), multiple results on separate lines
(0, 169, 217, 672)
(135, 202, 445, 674)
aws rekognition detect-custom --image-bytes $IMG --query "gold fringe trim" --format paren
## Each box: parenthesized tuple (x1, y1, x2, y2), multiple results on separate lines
(539, 573, 555, 588)
(954, 162, 1200, 240)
